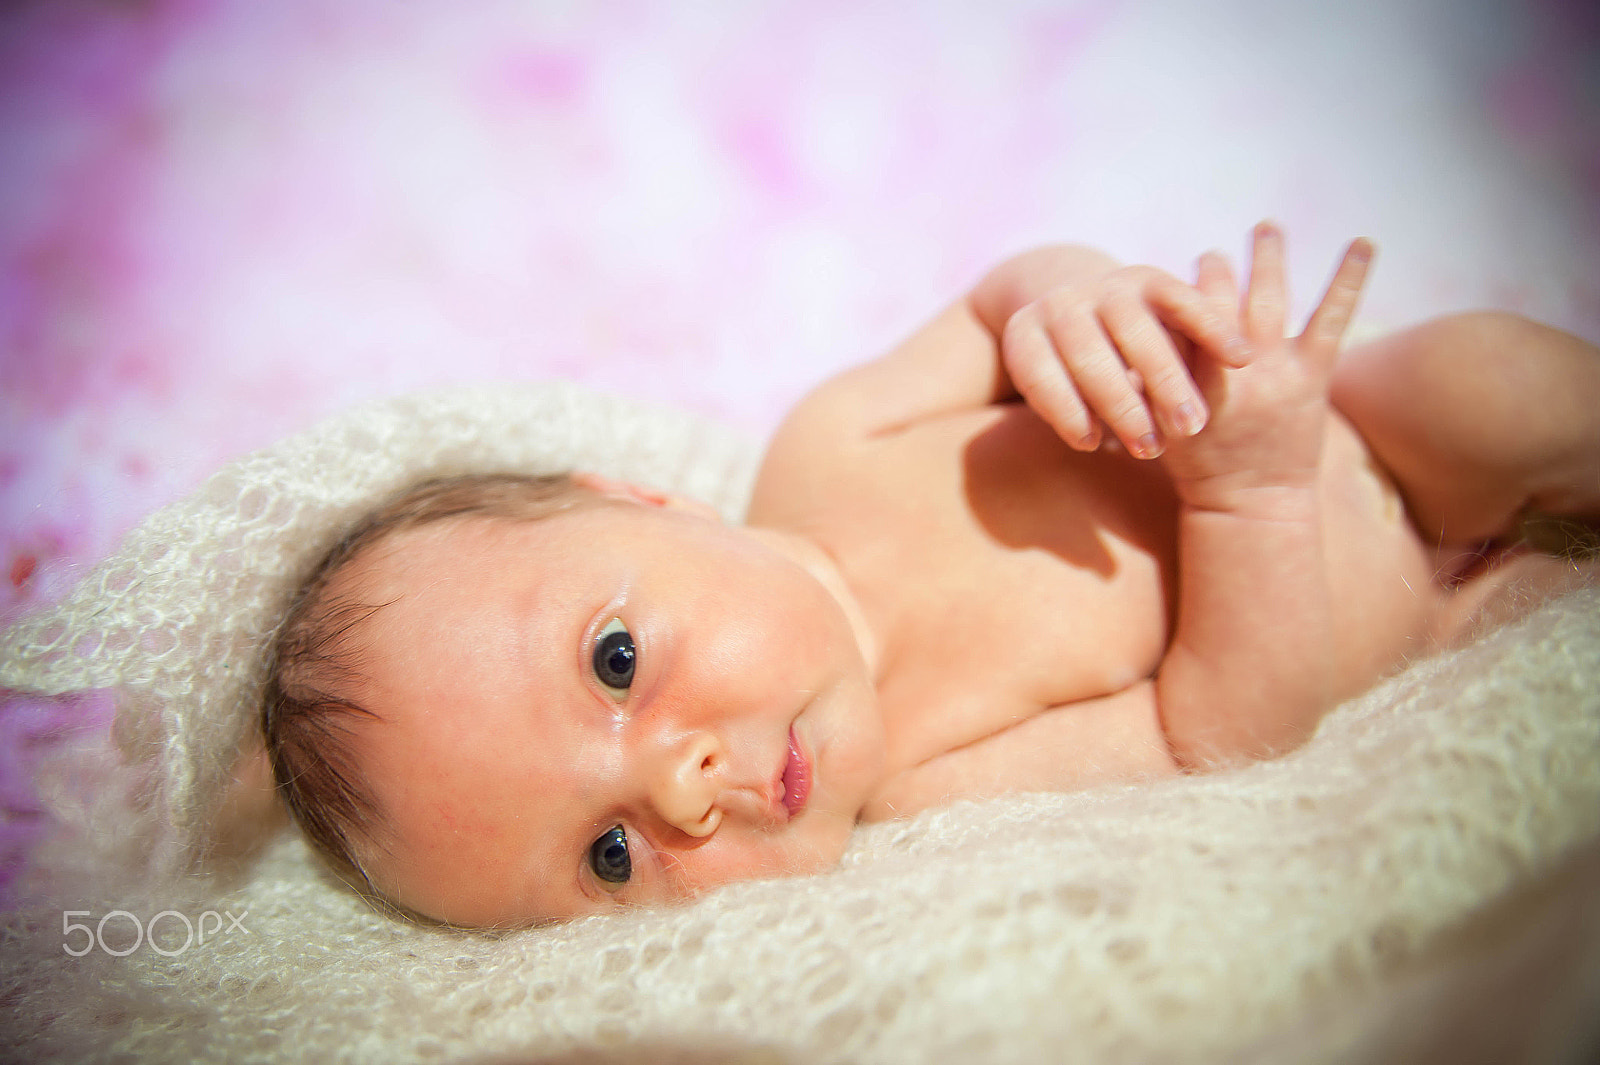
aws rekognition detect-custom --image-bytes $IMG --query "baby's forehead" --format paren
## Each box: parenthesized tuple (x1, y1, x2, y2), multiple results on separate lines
(368, 512, 505, 557)
(329, 500, 734, 615)
(334, 508, 582, 593)
(331, 516, 513, 597)
(354, 507, 575, 565)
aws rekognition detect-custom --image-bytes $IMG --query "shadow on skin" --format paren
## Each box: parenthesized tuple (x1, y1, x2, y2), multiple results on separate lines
(960, 403, 1175, 582)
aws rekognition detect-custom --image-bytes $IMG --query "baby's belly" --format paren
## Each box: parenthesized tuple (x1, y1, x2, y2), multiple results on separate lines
(825, 405, 1440, 772)
(1316, 413, 1444, 690)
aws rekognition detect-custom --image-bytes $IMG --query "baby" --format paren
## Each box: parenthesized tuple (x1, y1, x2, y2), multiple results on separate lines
(263, 223, 1600, 928)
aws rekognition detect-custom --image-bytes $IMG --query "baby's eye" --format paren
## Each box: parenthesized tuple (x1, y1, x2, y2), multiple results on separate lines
(588, 825, 632, 889)
(592, 618, 636, 696)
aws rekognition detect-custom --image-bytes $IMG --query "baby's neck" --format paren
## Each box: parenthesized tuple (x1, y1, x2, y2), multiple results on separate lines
(744, 524, 881, 679)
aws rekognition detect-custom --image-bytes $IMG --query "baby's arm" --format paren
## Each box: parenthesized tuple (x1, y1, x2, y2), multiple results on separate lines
(753, 245, 1124, 516)
(862, 682, 1174, 819)
(757, 243, 1243, 505)
(1160, 228, 1371, 763)
(1008, 223, 1373, 764)
(768, 245, 1118, 446)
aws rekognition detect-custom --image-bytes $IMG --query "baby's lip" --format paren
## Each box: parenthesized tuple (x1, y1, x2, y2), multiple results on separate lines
(780, 727, 811, 818)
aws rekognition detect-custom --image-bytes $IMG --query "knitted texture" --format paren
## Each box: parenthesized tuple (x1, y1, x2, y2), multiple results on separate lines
(2, 385, 1597, 1063)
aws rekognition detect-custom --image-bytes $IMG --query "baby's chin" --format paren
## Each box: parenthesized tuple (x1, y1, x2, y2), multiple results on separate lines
(772, 805, 861, 880)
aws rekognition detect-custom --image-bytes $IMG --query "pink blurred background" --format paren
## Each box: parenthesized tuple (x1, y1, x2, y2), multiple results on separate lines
(2, 0, 1598, 888)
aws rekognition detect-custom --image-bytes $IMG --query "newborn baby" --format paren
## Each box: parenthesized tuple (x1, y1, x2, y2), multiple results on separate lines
(264, 224, 1600, 927)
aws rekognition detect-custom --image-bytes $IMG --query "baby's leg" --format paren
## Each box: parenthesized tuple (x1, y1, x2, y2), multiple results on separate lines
(1331, 312, 1600, 549)
(1428, 550, 1600, 648)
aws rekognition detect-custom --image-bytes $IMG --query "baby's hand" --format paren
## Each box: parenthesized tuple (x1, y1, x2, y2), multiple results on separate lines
(1160, 223, 1372, 514)
(1000, 263, 1249, 458)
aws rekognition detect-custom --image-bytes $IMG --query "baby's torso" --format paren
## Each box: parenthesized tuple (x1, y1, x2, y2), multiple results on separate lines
(750, 401, 1441, 782)
(800, 406, 1176, 773)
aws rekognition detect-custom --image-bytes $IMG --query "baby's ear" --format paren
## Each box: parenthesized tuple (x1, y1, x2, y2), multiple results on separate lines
(571, 472, 720, 520)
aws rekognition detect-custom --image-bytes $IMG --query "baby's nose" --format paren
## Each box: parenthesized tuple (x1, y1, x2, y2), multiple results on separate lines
(648, 731, 726, 838)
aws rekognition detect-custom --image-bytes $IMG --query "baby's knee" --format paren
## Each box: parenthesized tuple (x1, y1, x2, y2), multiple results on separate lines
(1414, 311, 1597, 370)
(1423, 311, 1584, 361)
(1421, 309, 1535, 337)
(1364, 312, 1538, 375)
(1338, 311, 1592, 410)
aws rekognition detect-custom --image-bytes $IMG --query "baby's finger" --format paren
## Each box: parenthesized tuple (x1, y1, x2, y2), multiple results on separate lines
(1146, 272, 1251, 369)
(1300, 238, 1374, 368)
(1002, 307, 1102, 450)
(1031, 297, 1158, 457)
(1098, 290, 1208, 439)
(1243, 221, 1287, 342)
(1195, 250, 1237, 311)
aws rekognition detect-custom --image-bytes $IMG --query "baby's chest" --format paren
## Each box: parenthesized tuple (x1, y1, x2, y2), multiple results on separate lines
(828, 406, 1179, 769)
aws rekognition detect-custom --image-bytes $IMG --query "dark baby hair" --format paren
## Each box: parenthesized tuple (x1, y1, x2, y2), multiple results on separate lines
(261, 471, 600, 887)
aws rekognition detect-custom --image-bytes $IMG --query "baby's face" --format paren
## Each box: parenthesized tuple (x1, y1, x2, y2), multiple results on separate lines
(335, 499, 885, 926)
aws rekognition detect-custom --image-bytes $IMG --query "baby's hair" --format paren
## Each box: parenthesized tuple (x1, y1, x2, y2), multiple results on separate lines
(261, 471, 601, 888)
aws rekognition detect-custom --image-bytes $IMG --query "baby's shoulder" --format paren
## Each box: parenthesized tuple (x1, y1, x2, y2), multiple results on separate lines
(746, 378, 988, 537)
(747, 376, 872, 529)
(750, 295, 1016, 525)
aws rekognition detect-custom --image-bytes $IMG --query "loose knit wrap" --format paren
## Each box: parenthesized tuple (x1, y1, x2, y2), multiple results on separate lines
(2, 383, 1598, 1063)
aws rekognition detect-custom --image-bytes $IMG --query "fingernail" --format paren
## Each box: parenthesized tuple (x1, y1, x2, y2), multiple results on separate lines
(1175, 402, 1205, 436)
(1133, 433, 1161, 458)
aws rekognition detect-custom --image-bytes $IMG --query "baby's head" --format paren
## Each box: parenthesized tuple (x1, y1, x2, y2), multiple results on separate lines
(264, 472, 884, 927)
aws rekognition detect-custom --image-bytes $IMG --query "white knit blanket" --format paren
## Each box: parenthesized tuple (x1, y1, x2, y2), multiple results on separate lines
(3, 384, 1597, 1063)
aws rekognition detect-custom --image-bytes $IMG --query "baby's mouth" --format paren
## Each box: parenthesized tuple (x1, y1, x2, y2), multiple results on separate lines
(781, 727, 811, 817)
